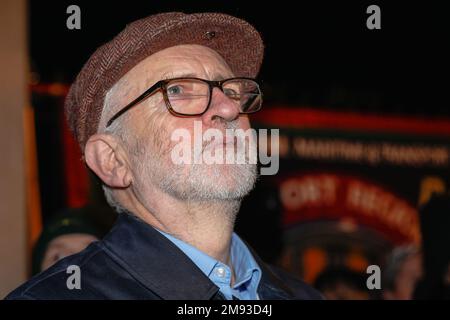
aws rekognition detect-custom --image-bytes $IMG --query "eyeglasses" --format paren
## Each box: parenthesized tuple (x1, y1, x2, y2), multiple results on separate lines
(106, 77, 263, 127)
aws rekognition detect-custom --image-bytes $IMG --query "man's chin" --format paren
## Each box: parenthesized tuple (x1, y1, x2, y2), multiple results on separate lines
(154, 160, 257, 201)
(188, 163, 257, 200)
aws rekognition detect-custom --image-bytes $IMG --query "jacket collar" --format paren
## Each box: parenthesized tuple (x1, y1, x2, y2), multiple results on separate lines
(215, 252, 298, 300)
(102, 212, 219, 299)
(244, 240, 297, 300)
(102, 212, 295, 300)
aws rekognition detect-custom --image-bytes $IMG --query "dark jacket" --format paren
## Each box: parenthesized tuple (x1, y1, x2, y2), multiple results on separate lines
(6, 213, 322, 300)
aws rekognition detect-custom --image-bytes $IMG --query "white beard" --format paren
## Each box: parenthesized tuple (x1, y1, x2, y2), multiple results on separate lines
(131, 123, 258, 202)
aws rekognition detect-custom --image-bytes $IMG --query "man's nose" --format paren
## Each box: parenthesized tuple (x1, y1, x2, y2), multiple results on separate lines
(201, 87, 240, 124)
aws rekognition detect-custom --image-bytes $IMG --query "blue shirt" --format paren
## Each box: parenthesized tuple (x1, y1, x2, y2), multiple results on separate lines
(157, 230, 262, 300)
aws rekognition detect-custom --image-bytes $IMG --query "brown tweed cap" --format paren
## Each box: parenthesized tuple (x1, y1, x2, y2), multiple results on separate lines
(64, 12, 264, 153)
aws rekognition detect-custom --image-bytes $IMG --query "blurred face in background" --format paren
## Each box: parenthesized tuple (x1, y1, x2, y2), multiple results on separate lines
(383, 252, 423, 300)
(40, 233, 98, 271)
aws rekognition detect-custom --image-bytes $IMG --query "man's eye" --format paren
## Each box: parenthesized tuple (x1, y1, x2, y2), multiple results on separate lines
(224, 88, 239, 98)
(167, 85, 183, 95)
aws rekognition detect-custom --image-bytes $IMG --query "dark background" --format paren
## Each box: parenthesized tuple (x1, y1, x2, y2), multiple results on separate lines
(29, 1, 449, 115)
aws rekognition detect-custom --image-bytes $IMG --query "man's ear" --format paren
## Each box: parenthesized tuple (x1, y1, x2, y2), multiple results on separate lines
(84, 134, 132, 188)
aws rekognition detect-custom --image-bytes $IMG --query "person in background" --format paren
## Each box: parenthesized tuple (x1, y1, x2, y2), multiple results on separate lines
(314, 267, 370, 300)
(413, 193, 450, 299)
(382, 245, 422, 300)
(32, 208, 101, 275)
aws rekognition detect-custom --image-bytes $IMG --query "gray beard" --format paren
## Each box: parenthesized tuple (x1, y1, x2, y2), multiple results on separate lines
(131, 128, 258, 202)
(160, 162, 257, 201)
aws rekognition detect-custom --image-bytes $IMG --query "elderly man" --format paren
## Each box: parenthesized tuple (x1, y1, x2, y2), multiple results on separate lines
(7, 12, 320, 300)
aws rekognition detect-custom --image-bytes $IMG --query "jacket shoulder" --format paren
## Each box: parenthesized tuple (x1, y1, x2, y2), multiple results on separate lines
(265, 264, 324, 300)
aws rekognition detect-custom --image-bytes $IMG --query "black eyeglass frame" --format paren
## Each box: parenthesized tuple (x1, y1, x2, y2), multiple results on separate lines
(106, 77, 262, 127)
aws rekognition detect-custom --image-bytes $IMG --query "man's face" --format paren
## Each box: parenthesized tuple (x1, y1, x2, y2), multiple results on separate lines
(103, 44, 257, 202)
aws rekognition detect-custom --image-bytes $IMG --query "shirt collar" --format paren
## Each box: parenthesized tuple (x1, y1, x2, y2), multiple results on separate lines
(230, 233, 261, 289)
(157, 229, 262, 297)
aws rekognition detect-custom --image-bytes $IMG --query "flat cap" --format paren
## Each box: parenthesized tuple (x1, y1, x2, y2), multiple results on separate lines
(64, 12, 264, 153)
